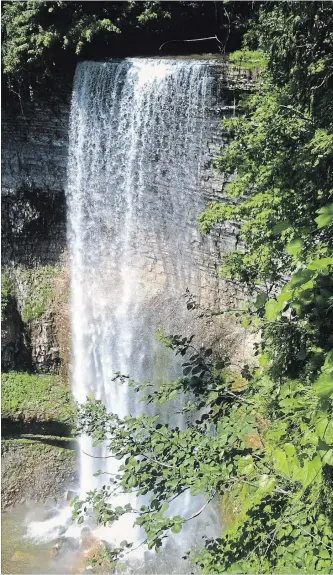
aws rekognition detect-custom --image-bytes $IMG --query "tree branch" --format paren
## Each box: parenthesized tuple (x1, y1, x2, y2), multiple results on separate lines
(159, 35, 222, 52)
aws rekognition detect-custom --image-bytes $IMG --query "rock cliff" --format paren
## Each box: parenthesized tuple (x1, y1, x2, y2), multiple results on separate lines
(1, 60, 253, 375)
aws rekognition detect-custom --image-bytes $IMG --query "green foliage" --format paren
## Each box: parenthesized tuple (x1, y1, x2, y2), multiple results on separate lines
(1, 372, 76, 425)
(1, 0, 175, 92)
(194, 3, 333, 572)
(74, 328, 333, 571)
(2, 265, 62, 323)
(1, 1, 121, 85)
(73, 341, 257, 566)
(2, 1, 257, 96)
(229, 49, 266, 70)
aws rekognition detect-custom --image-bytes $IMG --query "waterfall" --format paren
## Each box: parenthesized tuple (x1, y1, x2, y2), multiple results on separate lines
(64, 58, 219, 563)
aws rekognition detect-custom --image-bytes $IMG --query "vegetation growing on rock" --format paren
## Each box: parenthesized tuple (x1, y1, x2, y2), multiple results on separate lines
(2, 372, 76, 430)
(19, 266, 57, 323)
(1, 271, 14, 320)
(2, 265, 59, 323)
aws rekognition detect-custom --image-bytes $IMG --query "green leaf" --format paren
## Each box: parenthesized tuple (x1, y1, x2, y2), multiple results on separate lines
(271, 220, 290, 235)
(319, 548, 330, 559)
(315, 416, 330, 440)
(294, 456, 322, 488)
(318, 440, 333, 466)
(286, 238, 303, 257)
(254, 293, 268, 309)
(258, 474, 277, 494)
(308, 257, 333, 270)
(265, 299, 282, 322)
(272, 447, 300, 480)
(171, 523, 183, 534)
(259, 353, 270, 367)
(315, 204, 333, 229)
(237, 455, 255, 476)
(289, 268, 315, 289)
(312, 373, 333, 398)
(284, 443, 296, 457)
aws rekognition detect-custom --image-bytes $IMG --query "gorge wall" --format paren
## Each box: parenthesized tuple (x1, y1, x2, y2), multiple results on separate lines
(1, 58, 253, 378)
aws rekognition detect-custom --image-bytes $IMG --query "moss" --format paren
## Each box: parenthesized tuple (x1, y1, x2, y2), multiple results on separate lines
(20, 266, 57, 322)
(1, 372, 76, 426)
(2, 265, 60, 323)
(1, 270, 14, 319)
(219, 488, 243, 530)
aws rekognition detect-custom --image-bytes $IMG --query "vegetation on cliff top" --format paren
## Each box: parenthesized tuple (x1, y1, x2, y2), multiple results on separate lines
(69, 3, 333, 573)
(1, 1, 254, 96)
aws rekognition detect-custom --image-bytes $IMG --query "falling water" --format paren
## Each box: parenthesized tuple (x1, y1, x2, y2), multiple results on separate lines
(63, 58, 220, 565)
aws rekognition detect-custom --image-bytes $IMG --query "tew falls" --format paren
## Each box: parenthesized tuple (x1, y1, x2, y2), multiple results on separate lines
(29, 57, 225, 572)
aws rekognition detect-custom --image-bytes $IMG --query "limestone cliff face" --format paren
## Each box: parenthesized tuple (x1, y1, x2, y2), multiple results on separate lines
(2, 91, 70, 374)
(1, 61, 254, 375)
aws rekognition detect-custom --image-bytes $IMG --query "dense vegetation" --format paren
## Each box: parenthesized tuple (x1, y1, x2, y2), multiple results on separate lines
(2, 0, 252, 97)
(2, 1, 333, 573)
(70, 3, 333, 573)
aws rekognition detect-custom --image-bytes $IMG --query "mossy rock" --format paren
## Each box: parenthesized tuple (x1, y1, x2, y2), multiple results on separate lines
(20, 266, 57, 322)
(1, 270, 14, 320)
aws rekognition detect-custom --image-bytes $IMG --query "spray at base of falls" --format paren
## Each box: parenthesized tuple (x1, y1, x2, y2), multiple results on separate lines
(27, 58, 221, 564)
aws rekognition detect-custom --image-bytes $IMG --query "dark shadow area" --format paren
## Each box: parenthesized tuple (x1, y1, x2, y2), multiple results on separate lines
(1, 188, 67, 268)
(1, 418, 73, 438)
(1, 295, 32, 372)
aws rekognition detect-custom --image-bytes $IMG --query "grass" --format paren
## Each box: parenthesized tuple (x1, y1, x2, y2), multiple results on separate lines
(1, 372, 76, 425)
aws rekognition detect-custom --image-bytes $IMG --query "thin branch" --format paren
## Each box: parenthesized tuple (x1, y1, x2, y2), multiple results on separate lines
(159, 35, 222, 52)
(82, 450, 115, 459)
(141, 453, 175, 469)
(184, 492, 216, 522)
(278, 104, 313, 123)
